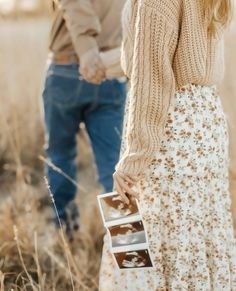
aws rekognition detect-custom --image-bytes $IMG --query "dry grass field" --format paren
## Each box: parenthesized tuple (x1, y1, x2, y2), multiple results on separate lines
(0, 19, 104, 291)
(0, 17, 235, 290)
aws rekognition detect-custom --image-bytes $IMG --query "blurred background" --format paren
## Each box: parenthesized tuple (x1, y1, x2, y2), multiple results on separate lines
(0, 1, 235, 290)
(0, 0, 48, 16)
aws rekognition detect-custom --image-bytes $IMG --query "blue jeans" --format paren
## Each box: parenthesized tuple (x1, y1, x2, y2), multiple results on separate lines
(42, 62, 126, 223)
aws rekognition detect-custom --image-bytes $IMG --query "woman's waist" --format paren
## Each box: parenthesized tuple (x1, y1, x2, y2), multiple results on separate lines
(176, 83, 218, 97)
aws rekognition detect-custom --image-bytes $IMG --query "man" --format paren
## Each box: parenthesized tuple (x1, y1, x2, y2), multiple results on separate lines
(42, 0, 126, 235)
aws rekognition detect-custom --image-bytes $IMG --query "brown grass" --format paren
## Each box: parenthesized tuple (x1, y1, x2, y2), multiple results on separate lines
(0, 18, 104, 291)
(0, 17, 235, 290)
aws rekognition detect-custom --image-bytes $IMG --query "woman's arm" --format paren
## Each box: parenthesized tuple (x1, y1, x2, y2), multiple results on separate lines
(115, 2, 178, 180)
(100, 48, 125, 79)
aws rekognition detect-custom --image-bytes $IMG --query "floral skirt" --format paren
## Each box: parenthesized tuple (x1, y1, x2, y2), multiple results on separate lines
(99, 84, 236, 290)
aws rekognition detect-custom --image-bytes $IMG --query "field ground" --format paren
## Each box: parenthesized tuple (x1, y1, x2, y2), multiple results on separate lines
(0, 18, 236, 290)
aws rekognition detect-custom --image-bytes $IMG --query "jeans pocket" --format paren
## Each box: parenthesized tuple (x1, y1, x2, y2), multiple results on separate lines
(43, 73, 81, 107)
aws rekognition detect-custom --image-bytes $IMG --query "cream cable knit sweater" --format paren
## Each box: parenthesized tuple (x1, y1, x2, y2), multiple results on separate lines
(115, 0, 225, 177)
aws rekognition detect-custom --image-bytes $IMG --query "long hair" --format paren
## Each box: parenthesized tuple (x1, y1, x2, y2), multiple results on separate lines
(204, 0, 233, 35)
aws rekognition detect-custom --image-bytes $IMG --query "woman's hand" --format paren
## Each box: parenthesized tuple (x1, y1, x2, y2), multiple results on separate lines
(113, 171, 140, 204)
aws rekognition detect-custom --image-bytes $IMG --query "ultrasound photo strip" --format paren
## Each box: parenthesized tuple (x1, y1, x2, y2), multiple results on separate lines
(97, 192, 155, 269)
(97, 191, 142, 227)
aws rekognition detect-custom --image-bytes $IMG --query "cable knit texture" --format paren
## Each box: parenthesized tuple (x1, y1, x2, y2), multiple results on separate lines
(116, 0, 224, 177)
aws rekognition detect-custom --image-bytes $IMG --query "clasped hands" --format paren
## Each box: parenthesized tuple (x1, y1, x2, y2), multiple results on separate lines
(79, 47, 106, 84)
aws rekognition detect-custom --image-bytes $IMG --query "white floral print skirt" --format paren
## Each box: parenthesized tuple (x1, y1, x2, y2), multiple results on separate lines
(99, 84, 236, 291)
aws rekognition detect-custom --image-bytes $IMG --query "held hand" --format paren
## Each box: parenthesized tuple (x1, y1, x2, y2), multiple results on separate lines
(113, 171, 140, 205)
(79, 48, 106, 84)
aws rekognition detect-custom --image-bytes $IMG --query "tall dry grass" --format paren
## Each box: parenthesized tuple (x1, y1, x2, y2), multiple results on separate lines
(0, 16, 235, 290)
(0, 18, 104, 290)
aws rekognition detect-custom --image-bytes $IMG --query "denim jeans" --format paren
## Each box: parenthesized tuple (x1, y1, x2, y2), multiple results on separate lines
(42, 62, 126, 223)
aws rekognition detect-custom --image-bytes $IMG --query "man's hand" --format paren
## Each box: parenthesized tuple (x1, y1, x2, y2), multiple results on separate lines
(79, 48, 106, 84)
(113, 171, 140, 205)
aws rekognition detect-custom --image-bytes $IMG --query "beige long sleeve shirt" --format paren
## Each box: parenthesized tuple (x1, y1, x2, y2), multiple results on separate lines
(49, 0, 125, 58)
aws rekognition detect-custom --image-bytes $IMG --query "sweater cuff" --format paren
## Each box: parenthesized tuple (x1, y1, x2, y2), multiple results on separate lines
(115, 155, 153, 178)
(74, 35, 98, 58)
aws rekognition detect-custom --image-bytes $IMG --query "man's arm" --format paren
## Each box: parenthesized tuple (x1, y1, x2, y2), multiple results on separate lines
(57, 0, 105, 83)
(58, 0, 101, 57)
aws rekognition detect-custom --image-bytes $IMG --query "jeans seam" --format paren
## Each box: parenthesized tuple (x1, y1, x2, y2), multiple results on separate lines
(84, 85, 100, 115)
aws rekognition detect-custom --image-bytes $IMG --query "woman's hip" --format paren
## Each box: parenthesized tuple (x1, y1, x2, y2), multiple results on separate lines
(150, 84, 229, 177)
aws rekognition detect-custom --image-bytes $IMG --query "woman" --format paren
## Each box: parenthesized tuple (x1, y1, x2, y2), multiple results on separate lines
(99, 0, 236, 289)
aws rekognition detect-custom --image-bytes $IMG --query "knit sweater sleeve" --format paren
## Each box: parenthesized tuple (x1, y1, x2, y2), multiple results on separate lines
(116, 1, 178, 177)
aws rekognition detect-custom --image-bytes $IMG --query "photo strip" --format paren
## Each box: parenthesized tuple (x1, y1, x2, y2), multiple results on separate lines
(97, 191, 140, 226)
(108, 220, 146, 248)
(97, 192, 154, 270)
(112, 245, 154, 269)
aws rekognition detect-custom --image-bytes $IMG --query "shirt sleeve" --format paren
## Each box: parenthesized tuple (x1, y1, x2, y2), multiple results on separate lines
(100, 47, 125, 79)
(58, 0, 101, 56)
(115, 2, 177, 177)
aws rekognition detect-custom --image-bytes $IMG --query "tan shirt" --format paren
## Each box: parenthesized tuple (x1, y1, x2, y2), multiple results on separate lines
(116, 0, 225, 177)
(49, 0, 125, 57)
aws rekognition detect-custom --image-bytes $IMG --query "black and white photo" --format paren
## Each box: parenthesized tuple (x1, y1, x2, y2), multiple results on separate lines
(97, 192, 140, 224)
(108, 220, 146, 247)
(113, 249, 153, 269)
